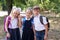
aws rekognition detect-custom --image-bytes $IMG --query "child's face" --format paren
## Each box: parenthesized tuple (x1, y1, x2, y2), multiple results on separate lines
(26, 10, 32, 18)
(33, 8, 40, 16)
(13, 11, 20, 18)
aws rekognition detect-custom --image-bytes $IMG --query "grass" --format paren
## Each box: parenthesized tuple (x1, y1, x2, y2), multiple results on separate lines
(0, 17, 5, 39)
(0, 17, 4, 25)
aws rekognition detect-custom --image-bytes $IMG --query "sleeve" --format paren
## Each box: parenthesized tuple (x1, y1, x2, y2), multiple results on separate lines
(5, 16, 9, 32)
(22, 17, 26, 23)
(43, 17, 48, 25)
(31, 20, 34, 25)
(6, 17, 9, 22)
(22, 17, 26, 29)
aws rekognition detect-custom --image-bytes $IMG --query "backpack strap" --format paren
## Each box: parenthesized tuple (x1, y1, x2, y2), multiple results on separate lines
(40, 16, 48, 25)
(46, 17, 50, 30)
(40, 16, 44, 25)
(7, 16, 12, 28)
(46, 17, 48, 22)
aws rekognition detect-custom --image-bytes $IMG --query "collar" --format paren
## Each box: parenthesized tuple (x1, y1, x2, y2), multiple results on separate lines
(25, 17, 31, 20)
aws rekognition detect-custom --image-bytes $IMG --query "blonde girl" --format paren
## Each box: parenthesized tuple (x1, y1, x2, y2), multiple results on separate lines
(5, 8, 21, 40)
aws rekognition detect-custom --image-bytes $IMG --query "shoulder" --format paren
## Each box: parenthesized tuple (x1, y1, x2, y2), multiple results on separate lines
(7, 16, 11, 18)
(30, 16, 34, 20)
(23, 17, 26, 20)
(6, 16, 9, 20)
(22, 17, 26, 21)
(40, 16, 47, 20)
(41, 16, 48, 24)
(43, 16, 47, 19)
(40, 16, 47, 21)
(6, 16, 11, 21)
(5, 16, 10, 22)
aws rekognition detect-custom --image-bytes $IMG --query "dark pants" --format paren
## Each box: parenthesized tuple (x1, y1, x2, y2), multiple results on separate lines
(7, 28, 21, 40)
(36, 30, 45, 40)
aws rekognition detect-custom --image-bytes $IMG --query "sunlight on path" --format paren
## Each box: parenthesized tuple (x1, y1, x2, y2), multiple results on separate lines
(0, 11, 8, 17)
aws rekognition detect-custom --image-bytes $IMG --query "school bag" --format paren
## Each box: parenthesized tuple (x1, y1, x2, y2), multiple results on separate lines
(31, 16, 50, 30)
(4, 16, 11, 32)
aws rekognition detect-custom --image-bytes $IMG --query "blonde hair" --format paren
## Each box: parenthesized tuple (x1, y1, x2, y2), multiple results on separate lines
(10, 8, 20, 16)
(9, 7, 20, 19)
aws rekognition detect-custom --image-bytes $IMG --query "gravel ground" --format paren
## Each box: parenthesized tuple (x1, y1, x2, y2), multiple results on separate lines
(0, 29, 60, 40)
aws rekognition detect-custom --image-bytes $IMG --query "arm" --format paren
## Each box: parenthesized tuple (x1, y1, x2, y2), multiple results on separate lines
(44, 24, 48, 40)
(20, 16, 25, 18)
(32, 25, 36, 36)
(5, 17, 9, 33)
(44, 24, 48, 36)
(32, 25, 36, 40)
(5, 17, 10, 37)
(18, 15, 22, 28)
(43, 17, 48, 40)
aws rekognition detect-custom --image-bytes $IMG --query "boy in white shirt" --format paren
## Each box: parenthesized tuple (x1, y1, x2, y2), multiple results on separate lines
(33, 6, 48, 40)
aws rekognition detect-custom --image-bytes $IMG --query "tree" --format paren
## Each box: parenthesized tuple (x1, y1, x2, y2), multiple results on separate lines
(0, 0, 60, 13)
(6, 0, 13, 15)
(1, 0, 7, 11)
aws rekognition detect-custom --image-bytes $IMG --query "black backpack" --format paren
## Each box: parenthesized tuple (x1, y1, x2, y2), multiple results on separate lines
(31, 16, 50, 30)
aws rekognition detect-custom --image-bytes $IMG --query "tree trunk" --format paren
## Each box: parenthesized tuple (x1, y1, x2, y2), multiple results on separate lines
(6, 0, 13, 15)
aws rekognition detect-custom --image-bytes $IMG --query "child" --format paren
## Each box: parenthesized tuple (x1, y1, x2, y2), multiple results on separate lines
(22, 8, 35, 40)
(5, 8, 21, 40)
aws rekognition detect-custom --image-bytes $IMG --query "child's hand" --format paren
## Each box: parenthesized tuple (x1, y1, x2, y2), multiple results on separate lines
(18, 15, 21, 19)
(18, 15, 20, 18)
(44, 35, 48, 40)
(18, 15, 22, 27)
(34, 36, 36, 40)
(6, 32, 10, 38)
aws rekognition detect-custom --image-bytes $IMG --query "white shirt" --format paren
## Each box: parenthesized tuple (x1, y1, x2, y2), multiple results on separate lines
(25, 17, 31, 20)
(34, 14, 48, 31)
(8, 18, 18, 29)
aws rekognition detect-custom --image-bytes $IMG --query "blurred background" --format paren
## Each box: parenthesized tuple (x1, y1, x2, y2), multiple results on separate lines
(0, 0, 60, 40)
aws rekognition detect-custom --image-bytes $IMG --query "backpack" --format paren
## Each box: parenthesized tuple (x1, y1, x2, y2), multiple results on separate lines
(4, 16, 11, 32)
(31, 16, 50, 30)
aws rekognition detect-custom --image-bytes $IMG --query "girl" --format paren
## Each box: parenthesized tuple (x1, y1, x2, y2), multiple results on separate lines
(22, 8, 35, 40)
(5, 8, 21, 40)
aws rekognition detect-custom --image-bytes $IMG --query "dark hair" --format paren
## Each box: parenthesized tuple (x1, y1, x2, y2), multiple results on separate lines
(33, 6, 40, 10)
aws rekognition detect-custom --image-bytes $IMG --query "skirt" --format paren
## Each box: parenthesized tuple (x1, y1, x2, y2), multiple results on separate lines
(7, 28, 21, 40)
(22, 29, 34, 40)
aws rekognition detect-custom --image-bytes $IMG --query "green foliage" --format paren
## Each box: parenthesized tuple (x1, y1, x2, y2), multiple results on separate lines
(0, 0, 60, 13)
(0, 0, 7, 10)
(0, 3, 2, 10)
